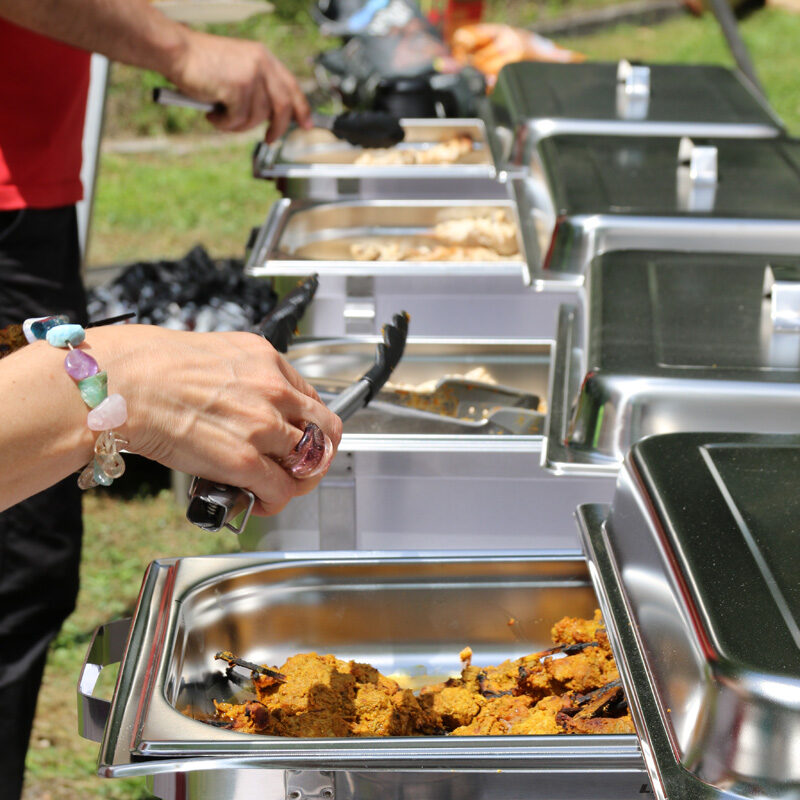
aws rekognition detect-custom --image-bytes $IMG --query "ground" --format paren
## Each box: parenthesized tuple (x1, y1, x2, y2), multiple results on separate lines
(22, 3, 800, 798)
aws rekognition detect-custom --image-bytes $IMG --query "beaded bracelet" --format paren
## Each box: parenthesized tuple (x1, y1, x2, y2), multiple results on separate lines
(23, 315, 128, 491)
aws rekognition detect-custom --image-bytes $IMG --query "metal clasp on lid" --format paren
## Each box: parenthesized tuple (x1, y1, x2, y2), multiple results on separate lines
(676, 137, 718, 212)
(616, 59, 650, 120)
(763, 263, 800, 331)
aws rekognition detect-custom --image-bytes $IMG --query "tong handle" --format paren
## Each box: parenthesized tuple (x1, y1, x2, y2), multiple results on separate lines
(152, 87, 219, 113)
(186, 476, 255, 534)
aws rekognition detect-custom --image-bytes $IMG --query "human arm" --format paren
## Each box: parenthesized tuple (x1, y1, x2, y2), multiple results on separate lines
(0, 0, 311, 140)
(0, 325, 341, 513)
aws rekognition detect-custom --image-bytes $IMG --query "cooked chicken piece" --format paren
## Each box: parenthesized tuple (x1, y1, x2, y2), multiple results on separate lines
(419, 684, 485, 728)
(432, 210, 519, 256)
(354, 134, 473, 166)
(211, 611, 634, 739)
(551, 609, 606, 647)
(349, 240, 512, 262)
(451, 694, 534, 736)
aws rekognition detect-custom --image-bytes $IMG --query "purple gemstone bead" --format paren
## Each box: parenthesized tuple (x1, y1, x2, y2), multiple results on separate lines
(64, 348, 99, 381)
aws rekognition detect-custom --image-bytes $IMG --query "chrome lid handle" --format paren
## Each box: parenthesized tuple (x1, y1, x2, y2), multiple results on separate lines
(616, 60, 651, 120)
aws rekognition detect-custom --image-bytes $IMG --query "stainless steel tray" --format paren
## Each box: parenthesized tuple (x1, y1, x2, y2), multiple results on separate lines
(489, 61, 782, 162)
(545, 251, 800, 476)
(245, 197, 577, 337)
(241, 336, 616, 551)
(576, 432, 800, 800)
(82, 552, 646, 800)
(518, 135, 800, 288)
(253, 119, 508, 200)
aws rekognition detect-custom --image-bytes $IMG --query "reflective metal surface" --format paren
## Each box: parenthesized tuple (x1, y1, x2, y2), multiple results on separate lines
(489, 62, 781, 171)
(253, 119, 507, 200)
(577, 432, 800, 799)
(545, 251, 800, 474)
(517, 135, 800, 286)
(91, 552, 644, 797)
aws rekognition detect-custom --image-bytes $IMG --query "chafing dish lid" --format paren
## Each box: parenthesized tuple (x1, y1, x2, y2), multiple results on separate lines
(564, 250, 800, 463)
(578, 432, 800, 799)
(537, 134, 800, 218)
(492, 62, 780, 128)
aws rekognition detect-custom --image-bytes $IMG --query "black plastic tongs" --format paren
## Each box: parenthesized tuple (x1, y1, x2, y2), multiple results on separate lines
(152, 87, 405, 148)
(186, 304, 410, 533)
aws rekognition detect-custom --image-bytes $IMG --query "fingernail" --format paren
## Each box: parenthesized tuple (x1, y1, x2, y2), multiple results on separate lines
(279, 422, 334, 479)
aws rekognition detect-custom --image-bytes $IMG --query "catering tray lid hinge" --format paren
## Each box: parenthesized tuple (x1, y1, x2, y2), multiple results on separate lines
(285, 770, 335, 800)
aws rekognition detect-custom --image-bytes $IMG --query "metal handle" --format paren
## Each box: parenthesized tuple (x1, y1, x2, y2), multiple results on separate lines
(186, 476, 255, 534)
(244, 197, 294, 277)
(77, 618, 131, 742)
(152, 87, 216, 113)
(676, 137, 718, 212)
(616, 60, 650, 121)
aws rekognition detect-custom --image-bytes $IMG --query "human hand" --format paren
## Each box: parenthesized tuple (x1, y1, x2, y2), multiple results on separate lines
(167, 30, 312, 142)
(88, 325, 341, 516)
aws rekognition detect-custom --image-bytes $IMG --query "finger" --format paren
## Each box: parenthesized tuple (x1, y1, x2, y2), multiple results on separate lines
(265, 92, 293, 145)
(213, 83, 253, 132)
(274, 356, 322, 402)
(244, 452, 304, 516)
(238, 78, 272, 132)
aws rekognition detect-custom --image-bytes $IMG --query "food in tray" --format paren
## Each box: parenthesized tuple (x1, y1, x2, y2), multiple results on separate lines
(211, 611, 635, 737)
(353, 133, 474, 166)
(349, 209, 521, 262)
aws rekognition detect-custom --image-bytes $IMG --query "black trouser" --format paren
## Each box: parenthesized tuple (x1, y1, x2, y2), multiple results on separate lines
(0, 206, 87, 800)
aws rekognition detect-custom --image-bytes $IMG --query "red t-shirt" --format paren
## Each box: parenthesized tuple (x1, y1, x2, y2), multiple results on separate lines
(0, 19, 91, 210)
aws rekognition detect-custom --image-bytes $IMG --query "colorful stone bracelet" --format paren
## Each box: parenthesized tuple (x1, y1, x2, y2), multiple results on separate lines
(24, 315, 128, 490)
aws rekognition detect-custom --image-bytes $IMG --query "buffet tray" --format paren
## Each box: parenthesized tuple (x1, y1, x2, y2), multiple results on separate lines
(84, 552, 645, 793)
(241, 336, 617, 551)
(245, 196, 578, 337)
(253, 119, 508, 200)
(577, 432, 800, 800)
(545, 251, 800, 475)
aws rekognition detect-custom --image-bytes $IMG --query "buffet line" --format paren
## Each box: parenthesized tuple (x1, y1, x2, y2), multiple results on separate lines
(78, 60, 800, 800)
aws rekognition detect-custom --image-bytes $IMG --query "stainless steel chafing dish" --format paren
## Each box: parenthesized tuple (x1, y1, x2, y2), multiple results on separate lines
(518, 134, 800, 289)
(577, 431, 800, 800)
(487, 61, 782, 169)
(253, 118, 508, 200)
(240, 337, 615, 551)
(245, 197, 574, 338)
(79, 552, 646, 800)
(545, 250, 800, 477)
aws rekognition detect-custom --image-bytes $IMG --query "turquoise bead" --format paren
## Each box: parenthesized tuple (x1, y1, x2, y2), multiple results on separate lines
(30, 315, 68, 340)
(78, 371, 108, 408)
(46, 324, 85, 348)
(92, 459, 113, 487)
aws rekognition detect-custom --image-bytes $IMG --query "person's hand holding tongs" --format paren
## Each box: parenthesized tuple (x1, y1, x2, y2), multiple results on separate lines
(153, 87, 406, 148)
(187, 276, 409, 533)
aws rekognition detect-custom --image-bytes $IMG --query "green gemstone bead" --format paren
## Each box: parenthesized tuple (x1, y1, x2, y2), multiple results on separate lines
(92, 459, 113, 487)
(78, 371, 108, 409)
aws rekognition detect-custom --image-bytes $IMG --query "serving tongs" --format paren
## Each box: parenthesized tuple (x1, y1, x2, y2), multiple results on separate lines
(153, 87, 405, 148)
(186, 308, 410, 533)
(317, 376, 545, 436)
